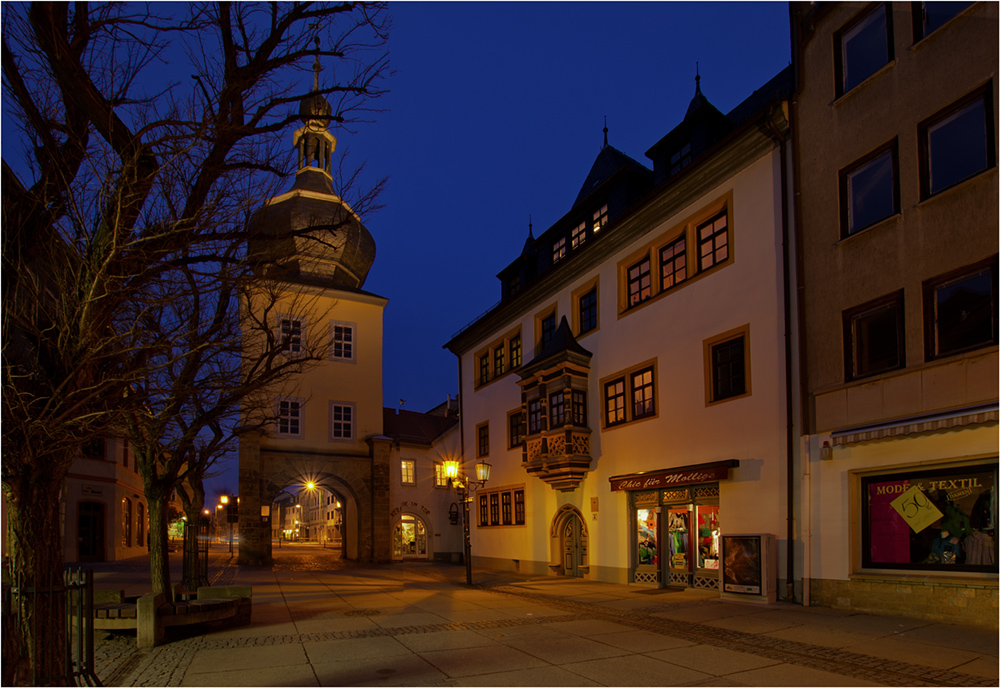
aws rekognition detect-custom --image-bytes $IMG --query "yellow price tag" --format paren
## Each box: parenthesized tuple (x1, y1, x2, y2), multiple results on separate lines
(889, 485, 944, 534)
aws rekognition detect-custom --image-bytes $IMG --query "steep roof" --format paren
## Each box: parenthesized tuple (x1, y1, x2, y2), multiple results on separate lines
(574, 145, 652, 206)
(382, 408, 458, 445)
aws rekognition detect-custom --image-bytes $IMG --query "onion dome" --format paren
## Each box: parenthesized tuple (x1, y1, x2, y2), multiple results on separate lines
(247, 43, 375, 290)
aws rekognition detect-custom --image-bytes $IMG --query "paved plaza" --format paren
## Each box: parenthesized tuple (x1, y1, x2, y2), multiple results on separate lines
(88, 543, 998, 687)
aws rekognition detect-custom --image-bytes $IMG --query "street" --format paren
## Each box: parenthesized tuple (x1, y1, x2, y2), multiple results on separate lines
(89, 545, 997, 686)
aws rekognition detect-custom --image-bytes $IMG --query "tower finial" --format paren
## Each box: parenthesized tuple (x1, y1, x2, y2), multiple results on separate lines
(695, 62, 701, 94)
(603, 115, 608, 148)
(313, 37, 321, 92)
(528, 215, 534, 239)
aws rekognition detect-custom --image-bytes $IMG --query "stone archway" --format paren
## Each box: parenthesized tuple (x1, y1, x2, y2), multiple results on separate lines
(237, 431, 392, 566)
(549, 504, 589, 577)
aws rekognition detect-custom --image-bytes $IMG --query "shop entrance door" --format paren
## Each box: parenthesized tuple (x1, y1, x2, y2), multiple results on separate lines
(393, 514, 428, 560)
(562, 515, 583, 576)
(78, 502, 106, 562)
(667, 507, 692, 586)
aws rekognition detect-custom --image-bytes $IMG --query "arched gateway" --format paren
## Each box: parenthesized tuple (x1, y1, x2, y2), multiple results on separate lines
(237, 53, 391, 566)
(238, 434, 393, 565)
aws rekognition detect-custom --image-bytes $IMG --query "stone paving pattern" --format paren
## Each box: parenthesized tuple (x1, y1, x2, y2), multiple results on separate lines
(88, 544, 998, 686)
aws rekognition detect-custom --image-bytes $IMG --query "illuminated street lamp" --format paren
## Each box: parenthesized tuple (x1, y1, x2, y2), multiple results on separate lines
(443, 459, 491, 585)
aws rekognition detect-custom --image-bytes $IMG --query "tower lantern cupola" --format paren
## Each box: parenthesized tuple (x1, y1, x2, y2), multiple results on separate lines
(295, 38, 336, 178)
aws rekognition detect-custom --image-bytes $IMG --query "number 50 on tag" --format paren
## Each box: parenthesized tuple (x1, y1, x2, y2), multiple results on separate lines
(889, 485, 944, 534)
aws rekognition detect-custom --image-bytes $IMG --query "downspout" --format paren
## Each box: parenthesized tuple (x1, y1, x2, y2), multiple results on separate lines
(370, 447, 375, 563)
(763, 102, 796, 603)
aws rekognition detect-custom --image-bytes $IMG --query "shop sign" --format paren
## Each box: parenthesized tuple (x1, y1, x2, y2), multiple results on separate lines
(610, 464, 733, 491)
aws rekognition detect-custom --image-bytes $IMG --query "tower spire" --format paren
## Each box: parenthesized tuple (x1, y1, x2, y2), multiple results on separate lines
(603, 115, 608, 148)
(313, 37, 321, 91)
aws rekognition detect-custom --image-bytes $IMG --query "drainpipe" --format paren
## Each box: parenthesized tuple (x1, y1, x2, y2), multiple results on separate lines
(803, 438, 812, 606)
(762, 102, 797, 603)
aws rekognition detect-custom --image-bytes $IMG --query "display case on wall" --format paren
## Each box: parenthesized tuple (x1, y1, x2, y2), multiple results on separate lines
(720, 533, 776, 604)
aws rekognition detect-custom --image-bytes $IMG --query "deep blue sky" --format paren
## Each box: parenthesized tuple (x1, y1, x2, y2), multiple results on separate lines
(363, 2, 792, 416)
(3, 2, 793, 496)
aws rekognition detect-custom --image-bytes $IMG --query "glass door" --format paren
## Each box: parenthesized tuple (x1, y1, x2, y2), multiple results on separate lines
(667, 507, 692, 585)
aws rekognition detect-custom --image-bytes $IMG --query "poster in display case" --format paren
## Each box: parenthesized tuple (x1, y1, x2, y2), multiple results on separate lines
(720, 533, 776, 604)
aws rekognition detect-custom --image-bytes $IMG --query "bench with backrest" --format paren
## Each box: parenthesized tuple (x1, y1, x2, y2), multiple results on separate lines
(92, 585, 251, 648)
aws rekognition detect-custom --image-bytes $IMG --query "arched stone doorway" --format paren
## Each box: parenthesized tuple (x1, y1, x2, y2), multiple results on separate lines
(237, 432, 393, 566)
(392, 513, 431, 560)
(549, 505, 589, 577)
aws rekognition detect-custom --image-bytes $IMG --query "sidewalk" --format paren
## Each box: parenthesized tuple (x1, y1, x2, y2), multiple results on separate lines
(90, 547, 998, 687)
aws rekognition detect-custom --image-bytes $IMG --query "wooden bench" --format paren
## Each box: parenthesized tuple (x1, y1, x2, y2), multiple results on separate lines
(92, 585, 251, 648)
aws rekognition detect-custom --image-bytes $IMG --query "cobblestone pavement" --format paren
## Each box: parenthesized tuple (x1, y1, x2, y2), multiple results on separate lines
(91, 549, 997, 687)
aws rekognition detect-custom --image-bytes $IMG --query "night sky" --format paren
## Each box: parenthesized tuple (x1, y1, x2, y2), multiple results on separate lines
(2, 2, 793, 495)
(363, 2, 792, 416)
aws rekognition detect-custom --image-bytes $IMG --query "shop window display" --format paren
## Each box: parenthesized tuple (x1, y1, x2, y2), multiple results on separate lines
(862, 463, 997, 572)
(697, 505, 721, 570)
(637, 508, 658, 565)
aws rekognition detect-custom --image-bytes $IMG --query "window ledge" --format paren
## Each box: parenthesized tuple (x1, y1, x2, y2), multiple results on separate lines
(835, 212, 900, 246)
(832, 60, 896, 107)
(813, 345, 998, 397)
(916, 166, 997, 209)
(909, 5, 977, 52)
(850, 570, 998, 587)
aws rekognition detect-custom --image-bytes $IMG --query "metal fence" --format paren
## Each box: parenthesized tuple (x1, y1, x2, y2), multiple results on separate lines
(2, 561, 101, 686)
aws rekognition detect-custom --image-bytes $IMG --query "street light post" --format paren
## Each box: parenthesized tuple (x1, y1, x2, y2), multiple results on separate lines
(444, 459, 491, 585)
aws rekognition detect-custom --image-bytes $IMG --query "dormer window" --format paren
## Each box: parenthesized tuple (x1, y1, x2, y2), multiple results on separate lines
(670, 143, 693, 175)
(592, 205, 608, 232)
(571, 222, 587, 249)
(553, 237, 567, 263)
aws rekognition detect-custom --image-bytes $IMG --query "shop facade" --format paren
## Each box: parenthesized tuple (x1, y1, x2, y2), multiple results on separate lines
(612, 462, 734, 589)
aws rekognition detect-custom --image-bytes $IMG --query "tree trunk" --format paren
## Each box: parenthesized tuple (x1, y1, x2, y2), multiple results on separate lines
(146, 492, 173, 603)
(3, 468, 71, 686)
(181, 492, 208, 591)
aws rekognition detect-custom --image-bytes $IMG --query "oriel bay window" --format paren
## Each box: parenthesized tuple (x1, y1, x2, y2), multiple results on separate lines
(923, 257, 998, 360)
(549, 391, 566, 427)
(844, 292, 905, 381)
(618, 195, 732, 314)
(528, 398, 545, 434)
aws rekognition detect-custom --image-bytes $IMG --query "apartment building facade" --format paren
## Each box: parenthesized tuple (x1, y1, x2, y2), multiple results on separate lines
(791, 1, 998, 625)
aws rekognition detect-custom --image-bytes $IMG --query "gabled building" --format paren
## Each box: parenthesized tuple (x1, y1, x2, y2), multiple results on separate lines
(446, 70, 798, 597)
(790, 1, 998, 626)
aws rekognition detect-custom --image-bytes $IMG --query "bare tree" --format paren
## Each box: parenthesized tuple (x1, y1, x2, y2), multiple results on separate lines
(2, 2, 388, 682)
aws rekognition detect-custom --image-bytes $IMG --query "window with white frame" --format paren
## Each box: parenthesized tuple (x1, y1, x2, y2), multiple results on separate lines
(279, 317, 304, 355)
(276, 397, 304, 437)
(330, 321, 356, 362)
(329, 402, 355, 441)
(434, 463, 449, 488)
(401, 459, 415, 485)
